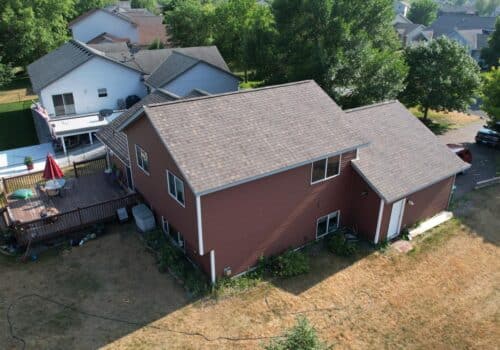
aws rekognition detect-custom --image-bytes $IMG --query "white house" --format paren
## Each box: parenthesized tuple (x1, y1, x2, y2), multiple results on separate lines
(68, 2, 167, 46)
(27, 40, 239, 154)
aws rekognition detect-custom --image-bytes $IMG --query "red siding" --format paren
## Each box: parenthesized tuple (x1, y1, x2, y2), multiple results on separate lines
(124, 115, 208, 271)
(378, 176, 454, 241)
(201, 151, 358, 277)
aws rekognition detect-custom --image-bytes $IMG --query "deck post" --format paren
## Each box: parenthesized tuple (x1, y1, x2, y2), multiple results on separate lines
(60, 136, 67, 155)
(88, 132, 93, 145)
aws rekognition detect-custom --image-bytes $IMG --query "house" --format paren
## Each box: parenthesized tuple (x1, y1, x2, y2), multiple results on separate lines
(394, 1, 411, 17)
(99, 80, 468, 283)
(393, 17, 432, 46)
(27, 40, 238, 154)
(427, 13, 496, 63)
(68, 1, 168, 47)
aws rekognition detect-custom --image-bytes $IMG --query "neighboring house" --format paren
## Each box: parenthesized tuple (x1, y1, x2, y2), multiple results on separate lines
(394, 0, 411, 17)
(27, 40, 238, 154)
(100, 80, 468, 283)
(427, 13, 496, 63)
(68, 1, 168, 47)
(395, 22, 432, 46)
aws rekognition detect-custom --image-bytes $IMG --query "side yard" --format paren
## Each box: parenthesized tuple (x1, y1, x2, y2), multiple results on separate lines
(410, 107, 482, 135)
(0, 100, 38, 151)
(1, 186, 499, 349)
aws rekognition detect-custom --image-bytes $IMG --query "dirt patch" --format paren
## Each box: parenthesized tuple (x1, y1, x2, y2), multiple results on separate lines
(1, 188, 499, 349)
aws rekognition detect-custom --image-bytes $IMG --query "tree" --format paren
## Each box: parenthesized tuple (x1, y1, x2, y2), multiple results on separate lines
(0, 0, 74, 67)
(475, 0, 500, 15)
(74, 0, 115, 16)
(131, 0, 158, 13)
(481, 67, 500, 128)
(0, 57, 13, 88)
(263, 316, 328, 350)
(481, 17, 500, 68)
(407, 0, 438, 26)
(325, 0, 408, 107)
(164, 0, 214, 47)
(212, 0, 256, 69)
(241, 4, 277, 80)
(401, 37, 481, 121)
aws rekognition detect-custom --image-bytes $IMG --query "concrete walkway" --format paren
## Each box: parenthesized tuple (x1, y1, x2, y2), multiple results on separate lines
(438, 120, 498, 198)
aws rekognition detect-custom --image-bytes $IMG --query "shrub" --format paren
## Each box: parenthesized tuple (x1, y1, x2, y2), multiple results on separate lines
(263, 316, 328, 350)
(269, 249, 310, 278)
(327, 233, 357, 257)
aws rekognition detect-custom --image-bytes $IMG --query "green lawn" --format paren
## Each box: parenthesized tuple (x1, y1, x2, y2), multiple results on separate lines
(0, 100, 38, 151)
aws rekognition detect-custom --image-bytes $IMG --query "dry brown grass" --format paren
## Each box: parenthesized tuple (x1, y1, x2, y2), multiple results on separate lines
(1, 187, 499, 349)
(0, 88, 37, 104)
(410, 107, 481, 130)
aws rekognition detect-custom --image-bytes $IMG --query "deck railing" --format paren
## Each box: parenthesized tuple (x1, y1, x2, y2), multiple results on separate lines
(14, 193, 139, 245)
(73, 156, 107, 178)
(2, 170, 45, 194)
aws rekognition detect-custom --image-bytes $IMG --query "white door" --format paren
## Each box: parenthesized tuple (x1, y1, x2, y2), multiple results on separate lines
(387, 199, 405, 240)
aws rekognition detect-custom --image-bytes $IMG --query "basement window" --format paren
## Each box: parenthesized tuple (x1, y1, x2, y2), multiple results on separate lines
(311, 155, 341, 184)
(98, 88, 108, 97)
(316, 210, 340, 238)
(167, 170, 185, 207)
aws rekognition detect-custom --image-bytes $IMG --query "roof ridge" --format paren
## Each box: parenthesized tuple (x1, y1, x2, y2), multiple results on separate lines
(146, 80, 315, 109)
(344, 100, 399, 113)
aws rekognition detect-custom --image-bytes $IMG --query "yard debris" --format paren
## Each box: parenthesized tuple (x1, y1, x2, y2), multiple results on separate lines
(391, 240, 413, 254)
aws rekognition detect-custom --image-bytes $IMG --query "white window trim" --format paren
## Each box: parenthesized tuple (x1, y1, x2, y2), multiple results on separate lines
(135, 144, 150, 175)
(316, 210, 341, 239)
(310, 154, 342, 185)
(161, 216, 169, 235)
(167, 170, 186, 207)
(161, 216, 185, 251)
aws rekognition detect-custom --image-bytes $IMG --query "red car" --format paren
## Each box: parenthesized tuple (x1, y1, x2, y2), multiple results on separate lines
(447, 143, 472, 164)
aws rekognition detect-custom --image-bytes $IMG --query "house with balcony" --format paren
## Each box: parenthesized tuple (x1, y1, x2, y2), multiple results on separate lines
(98, 80, 468, 283)
(27, 40, 239, 155)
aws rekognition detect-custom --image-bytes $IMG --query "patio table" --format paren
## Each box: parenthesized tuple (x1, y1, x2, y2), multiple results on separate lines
(45, 179, 66, 196)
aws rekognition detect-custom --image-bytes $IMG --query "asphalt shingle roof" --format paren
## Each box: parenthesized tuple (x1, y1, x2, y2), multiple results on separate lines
(27, 40, 142, 92)
(97, 90, 177, 165)
(346, 101, 469, 203)
(429, 13, 496, 37)
(138, 81, 366, 195)
(145, 47, 234, 88)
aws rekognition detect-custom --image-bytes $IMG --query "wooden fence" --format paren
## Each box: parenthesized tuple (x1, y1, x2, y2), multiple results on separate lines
(73, 156, 107, 178)
(14, 193, 139, 245)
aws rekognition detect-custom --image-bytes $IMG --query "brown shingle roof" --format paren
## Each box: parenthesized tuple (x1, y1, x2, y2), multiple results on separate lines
(133, 81, 366, 195)
(97, 90, 177, 165)
(346, 101, 469, 203)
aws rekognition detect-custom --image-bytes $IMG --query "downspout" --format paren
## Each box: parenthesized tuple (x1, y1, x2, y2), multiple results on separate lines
(196, 195, 204, 256)
(374, 199, 385, 244)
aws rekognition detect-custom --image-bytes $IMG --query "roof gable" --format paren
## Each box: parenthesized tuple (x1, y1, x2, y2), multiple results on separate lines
(69, 8, 135, 28)
(27, 40, 143, 92)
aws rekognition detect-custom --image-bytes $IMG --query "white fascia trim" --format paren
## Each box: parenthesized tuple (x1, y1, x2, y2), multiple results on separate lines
(396, 198, 407, 233)
(374, 199, 385, 244)
(117, 106, 146, 131)
(196, 195, 204, 256)
(210, 250, 216, 284)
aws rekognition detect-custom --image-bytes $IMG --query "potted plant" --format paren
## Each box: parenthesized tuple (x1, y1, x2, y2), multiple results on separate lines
(24, 156, 34, 170)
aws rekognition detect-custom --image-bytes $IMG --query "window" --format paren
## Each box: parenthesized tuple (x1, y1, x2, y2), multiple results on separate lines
(98, 88, 108, 97)
(311, 155, 341, 183)
(316, 211, 340, 238)
(167, 170, 185, 206)
(135, 145, 149, 174)
(52, 93, 75, 116)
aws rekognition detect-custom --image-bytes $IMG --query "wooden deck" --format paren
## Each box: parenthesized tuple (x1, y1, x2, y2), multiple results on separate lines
(7, 173, 127, 224)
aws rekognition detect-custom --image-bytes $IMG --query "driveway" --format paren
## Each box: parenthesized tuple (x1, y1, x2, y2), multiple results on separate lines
(438, 120, 498, 198)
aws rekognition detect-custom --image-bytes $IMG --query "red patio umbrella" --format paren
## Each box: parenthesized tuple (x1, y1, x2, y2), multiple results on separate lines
(43, 154, 64, 180)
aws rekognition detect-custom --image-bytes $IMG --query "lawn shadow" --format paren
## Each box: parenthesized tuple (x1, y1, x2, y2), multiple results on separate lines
(419, 117, 452, 135)
(269, 239, 375, 296)
(451, 184, 500, 246)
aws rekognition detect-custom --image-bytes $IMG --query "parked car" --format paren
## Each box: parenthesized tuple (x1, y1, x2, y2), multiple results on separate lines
(475, 123, 500, 148)
(447, 144, 472, 164)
